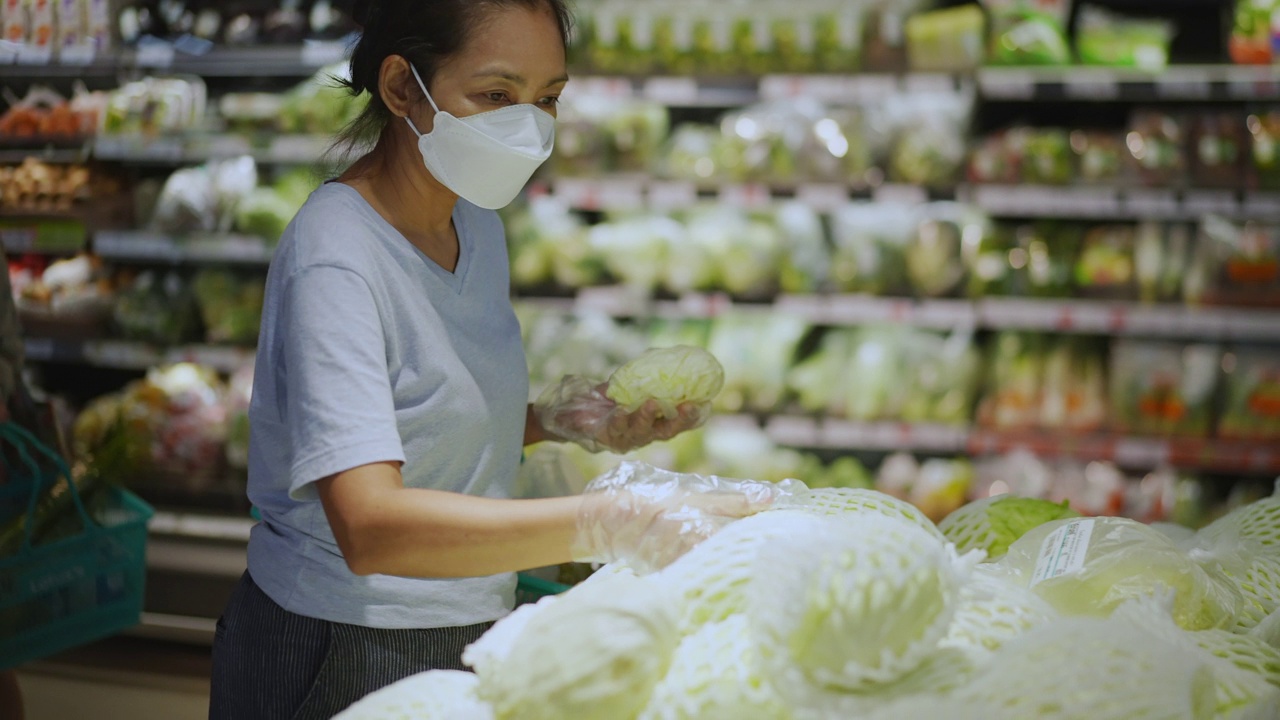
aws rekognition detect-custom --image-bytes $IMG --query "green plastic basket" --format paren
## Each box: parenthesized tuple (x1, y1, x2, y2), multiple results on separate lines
(515, 573, 570, 606)
(0, 423, 154, 669)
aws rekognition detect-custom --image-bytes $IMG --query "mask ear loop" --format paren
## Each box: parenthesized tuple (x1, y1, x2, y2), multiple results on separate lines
(404, 63, 440, 138)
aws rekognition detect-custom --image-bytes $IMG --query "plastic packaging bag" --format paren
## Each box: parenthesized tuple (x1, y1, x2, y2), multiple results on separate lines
(572, 461, 803, 574)
(999, 516, 1244, 631)
(1076, 5, 1175, 70)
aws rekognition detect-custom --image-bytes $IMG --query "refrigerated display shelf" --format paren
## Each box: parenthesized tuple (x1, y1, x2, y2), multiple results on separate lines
(92, 134, 331, 165)
(978, 64, 1280, 103)
(0, 41, 353, 79)
(94, 231, 274, 265)
(545, 177, 1280, 220)
(757, 414, 1280, 474)
(519, 290, 1280, 342)
(22, 337, 252, 373)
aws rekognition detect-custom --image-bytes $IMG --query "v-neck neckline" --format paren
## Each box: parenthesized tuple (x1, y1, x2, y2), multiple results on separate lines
(331, 182, 472, 295)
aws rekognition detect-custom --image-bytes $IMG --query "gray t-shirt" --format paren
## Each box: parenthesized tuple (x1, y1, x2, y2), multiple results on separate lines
(246, 182, 529, 629)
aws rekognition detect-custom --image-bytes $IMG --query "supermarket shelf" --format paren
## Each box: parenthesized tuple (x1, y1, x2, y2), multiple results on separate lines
(95, 231, 274, 265)
(148, 510, 254, 543)
(22, 337, 253, 373)
(93, 134, 331, 165)
(0, 40, 353, 79)
(547, 177, 1280, 220)
(960, 185, 1280, 221)
(0, 145, 90, 164)
(978, 64, 1280, 102)
(533, 288, 1280, 342)
(757, 414, 1280, 474)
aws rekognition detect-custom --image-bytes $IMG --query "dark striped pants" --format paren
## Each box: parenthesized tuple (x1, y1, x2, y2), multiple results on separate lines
(209, 572, 493, 720)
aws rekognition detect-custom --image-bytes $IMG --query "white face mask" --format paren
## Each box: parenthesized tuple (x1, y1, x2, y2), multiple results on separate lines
(404, 64, 556, 210)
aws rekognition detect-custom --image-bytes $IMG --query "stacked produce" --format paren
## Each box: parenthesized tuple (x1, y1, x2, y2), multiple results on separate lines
(0, 84, 104, 143)
(336, 474, 1280, 720)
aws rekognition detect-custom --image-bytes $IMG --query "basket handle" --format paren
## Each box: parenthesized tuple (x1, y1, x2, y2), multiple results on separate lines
(0, 422, 92, 551)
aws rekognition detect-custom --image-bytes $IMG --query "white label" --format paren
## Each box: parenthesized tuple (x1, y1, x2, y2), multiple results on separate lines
(136, 42, 175, 68)
(301, 40, 345, 67)
(1032, 519, 1096, 586)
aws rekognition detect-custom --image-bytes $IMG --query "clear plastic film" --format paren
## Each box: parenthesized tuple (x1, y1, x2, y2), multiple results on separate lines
(533, 346, 723, 454)
(572, 461, 805, 575)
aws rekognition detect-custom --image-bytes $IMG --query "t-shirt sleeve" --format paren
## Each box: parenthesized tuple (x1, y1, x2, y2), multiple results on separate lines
(282, 264, 406, 501)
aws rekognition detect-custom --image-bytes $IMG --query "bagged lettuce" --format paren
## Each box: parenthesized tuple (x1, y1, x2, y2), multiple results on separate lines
(606, 345, 726, 417)
(999, 517, 1244, 630)
(939, 494, 1080, 560)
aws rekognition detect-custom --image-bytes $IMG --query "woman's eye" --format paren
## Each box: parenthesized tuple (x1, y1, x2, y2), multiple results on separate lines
(541, 96, 560, 107)
(486, 92, 509, 103)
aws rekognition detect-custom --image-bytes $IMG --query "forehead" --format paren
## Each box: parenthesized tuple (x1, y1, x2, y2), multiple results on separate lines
(447, 4, 566, 82)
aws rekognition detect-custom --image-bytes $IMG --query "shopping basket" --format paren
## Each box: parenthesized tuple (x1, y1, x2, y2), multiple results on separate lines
(515, 573, 569, 606)
(0, 422, 154, 669)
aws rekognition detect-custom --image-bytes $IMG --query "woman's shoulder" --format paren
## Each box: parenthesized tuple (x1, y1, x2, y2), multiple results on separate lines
(276, 182, 385, 277)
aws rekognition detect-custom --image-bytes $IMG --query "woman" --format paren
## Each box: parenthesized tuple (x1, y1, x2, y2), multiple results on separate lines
(209, 1, 775, 717)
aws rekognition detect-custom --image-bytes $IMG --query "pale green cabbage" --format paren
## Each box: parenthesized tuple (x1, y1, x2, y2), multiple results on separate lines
(1000, 517, 1243, 630)
(775, 487, 947, 542)
(747, 513, 973, 693)
(333, 670, 492, 720)
(938, 494, 1080, 560)
(940, 563, 1060, 659)
(606, 345, 726, 417)
(477, 574, 679, 720)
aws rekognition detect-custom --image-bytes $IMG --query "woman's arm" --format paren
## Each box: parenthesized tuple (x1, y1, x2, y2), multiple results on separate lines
(318, 461, 582, 578)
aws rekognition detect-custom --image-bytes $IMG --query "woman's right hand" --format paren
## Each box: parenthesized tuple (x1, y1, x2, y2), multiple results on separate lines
(571, 461, 805, 574)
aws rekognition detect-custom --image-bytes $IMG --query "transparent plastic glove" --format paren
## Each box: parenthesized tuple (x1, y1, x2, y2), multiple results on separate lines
(572, 461, 807, 574)
(534, 376, 710, 454)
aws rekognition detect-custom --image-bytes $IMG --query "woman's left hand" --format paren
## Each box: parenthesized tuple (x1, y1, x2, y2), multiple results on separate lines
(533, 378, 710, 454)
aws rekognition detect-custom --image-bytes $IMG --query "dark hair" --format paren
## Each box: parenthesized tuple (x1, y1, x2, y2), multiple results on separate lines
(336, 0, 573, 153)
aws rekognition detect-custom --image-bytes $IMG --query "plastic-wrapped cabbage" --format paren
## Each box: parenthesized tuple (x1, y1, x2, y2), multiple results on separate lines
(587, 214, 681, 292)
(830, 203, 914, 294)
(658, 510, 828, 632)
(906, 202, 985, 298)
(707, 314, 807, 414)
(233, 187, 300, 242)
(776, 487, 947, 542)
(748, 513, 974, 692)
(462, 593, 559, 684)
(786, 328, 856, 415)
(938, 494, 1080, 560)
(606, 345, 725, 418)
(786, 648, 979, 720)
(774, 202, 831, 294)
(1228, 554, 1280, 633)
(842, 327, 909, 421)
(1107, 595, 1280, 719)
(333, 670, 492, 720)
(1000, 517, 1243, 630)
(952, 609, 1218, 720)
(900, 327, 982, 426)
(1197, 480, 1280, 551)
(637, 615, 788, 720)
(477, 574, 680, 720)
(941, 563, 1060, 659)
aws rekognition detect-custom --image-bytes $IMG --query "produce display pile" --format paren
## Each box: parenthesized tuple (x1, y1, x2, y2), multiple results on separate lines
(507, 197, 1280, 308)
(335, 475, 1280, 720)
(518, 307, 1280, 444)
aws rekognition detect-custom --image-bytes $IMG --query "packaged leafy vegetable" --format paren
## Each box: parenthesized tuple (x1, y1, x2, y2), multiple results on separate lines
(1076, 5, 1175, 70)
(982, 1, 1071, 66)
(1109, 340, 1221, 437)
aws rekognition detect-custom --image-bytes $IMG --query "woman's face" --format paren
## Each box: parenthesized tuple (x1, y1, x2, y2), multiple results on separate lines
(409, 4, 568, 132)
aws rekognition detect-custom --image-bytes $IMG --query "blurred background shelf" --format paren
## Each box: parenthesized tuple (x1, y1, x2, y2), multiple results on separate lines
(22, 337, 252, 373)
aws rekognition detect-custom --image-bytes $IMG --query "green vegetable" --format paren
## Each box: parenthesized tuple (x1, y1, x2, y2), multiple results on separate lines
(606, 345, 725, 417)
(988, 10, 1071, 66)
(939, 495, 1080, 560)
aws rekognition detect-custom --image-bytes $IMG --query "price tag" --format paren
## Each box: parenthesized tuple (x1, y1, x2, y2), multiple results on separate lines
(1123, 189, 1178, 217)
(847, 75, 896, 104)
(1184, 190, 1237, 217)
(903, 74, 954, 94)
(978, 69, 1036, 100)
(719, 183, 773, 209)
(796, 183, 849, 212)
(1114, 438, 1171, 468)
(643, 76, 699, 105)
(22, 338, 54, 361)
(88, 341, 158, 369)
(873, 184, 928, 205)
(647, 181, 697, 211)
(595, 179, 645, 210)
(552, 178, 600, 210)
(16, 45, 53, 65)
(136, 42, 175, 69)
(1155, 68, 1212, 100)
(764, 415, 820, 447)
(57, 44, 96, 66)
(1063, 71, 1119, 101)
(270, 135, 328, 164)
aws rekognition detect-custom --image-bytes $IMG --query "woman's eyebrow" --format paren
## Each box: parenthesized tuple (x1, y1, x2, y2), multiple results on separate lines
(470, 67, 570, 88)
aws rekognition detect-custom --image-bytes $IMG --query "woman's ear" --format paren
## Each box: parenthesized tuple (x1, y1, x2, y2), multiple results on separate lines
(378, 54, 421, 121)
